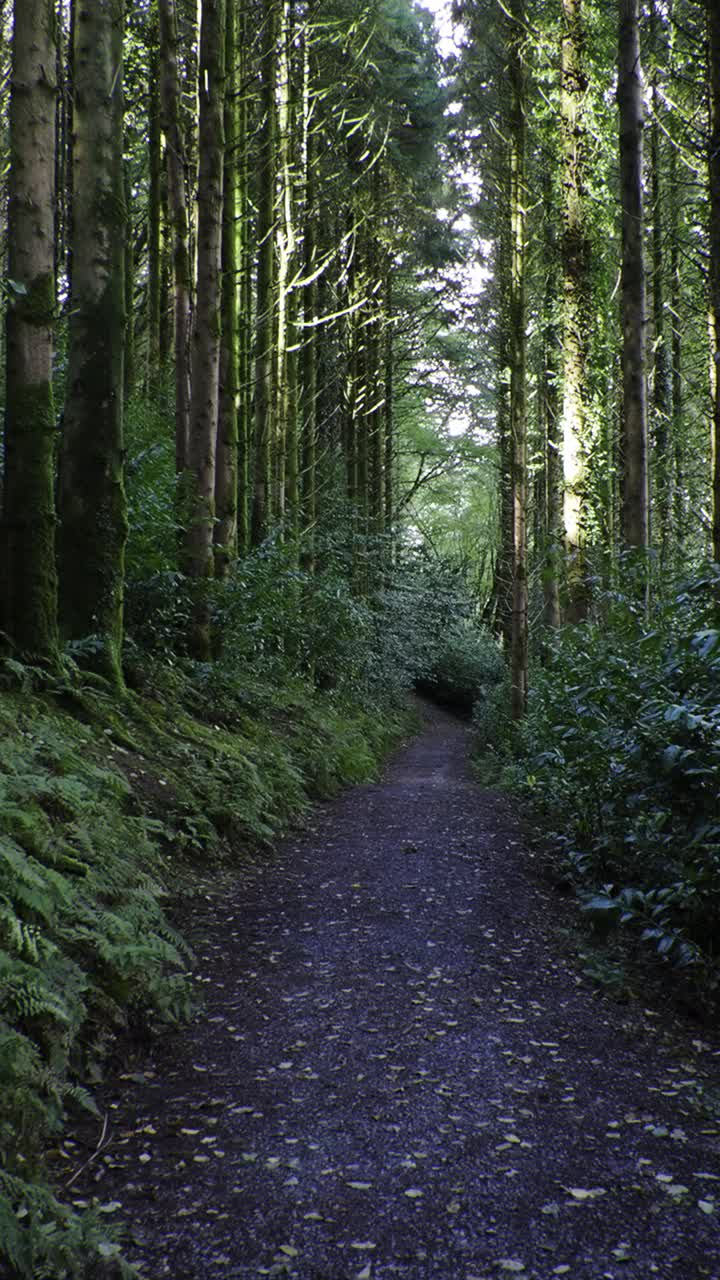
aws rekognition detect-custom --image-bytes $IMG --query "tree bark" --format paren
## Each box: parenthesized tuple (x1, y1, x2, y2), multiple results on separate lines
(541, 178, 562, 629)
(58, 0, 127, 685)
(618, 0, 649, 551)
(236, 0, 252, 556)
(649, 0, 672, 559)
(146, 38, 162, 396)
(508, 0, 528, 718)
(158, 0, 192, 475)
(2, 0, 59, 661)
(215, 0, 239, 576)
(183, 0, 225, 656)
(560, 0, 592, 619)
(251, 0, 279, 544)
(709, 0, 720, 561)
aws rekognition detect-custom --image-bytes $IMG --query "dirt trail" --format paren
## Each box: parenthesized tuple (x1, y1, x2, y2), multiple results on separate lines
(72, 703, 720, 1279)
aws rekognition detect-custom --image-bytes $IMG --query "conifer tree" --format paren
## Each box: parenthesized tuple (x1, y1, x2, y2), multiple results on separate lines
(1, 0, 58, 661)
(57, 0, 128, 685)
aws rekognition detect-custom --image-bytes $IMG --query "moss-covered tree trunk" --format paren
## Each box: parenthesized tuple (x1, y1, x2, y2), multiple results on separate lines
(300, 59, 318, 565)
(57, 0, 127, 686)
(649, 0, 672, 561)
(618, 0, 649, 552)
(146, 38, 162, 397)
(183, 0, 225, 655)
(158, 0, 192, 476)
(709, 0, 720, 563)
(508, 0, 528, 719)
(1, 0, 59, 662)
(236, 0, 252, 556)
(383, 262, 395, 555)
(214, 0, 239, 576)
(124, 157, 135, 404)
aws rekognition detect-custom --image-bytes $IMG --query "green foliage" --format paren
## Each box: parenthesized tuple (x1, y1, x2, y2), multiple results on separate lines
(482, 570, 720, 983)
(0, 675, 192, 1276)
(0, 1169, 137, 1280)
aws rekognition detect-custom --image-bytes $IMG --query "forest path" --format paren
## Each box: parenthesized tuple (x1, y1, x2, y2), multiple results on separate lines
(74, 703, 720, 1280)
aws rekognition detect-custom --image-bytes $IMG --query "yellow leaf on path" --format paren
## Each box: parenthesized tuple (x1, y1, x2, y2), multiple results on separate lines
(565, 1187, 606, 1201)
(404, 1188, 423, 1198)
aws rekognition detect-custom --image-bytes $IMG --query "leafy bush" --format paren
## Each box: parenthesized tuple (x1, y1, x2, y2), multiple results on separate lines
(417, 620, 504, 714)
(483, 569, 720, 981)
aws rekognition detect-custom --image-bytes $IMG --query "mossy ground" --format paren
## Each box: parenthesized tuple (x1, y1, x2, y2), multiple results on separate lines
(0, 655, 415, 1278)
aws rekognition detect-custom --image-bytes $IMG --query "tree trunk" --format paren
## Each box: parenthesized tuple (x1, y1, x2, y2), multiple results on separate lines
(251, 0, 278, 544)
(541, 179, 562, 629)
(158, 0, 192, 476)
(236, 0, 252, 555)
(649, 0, 672, 559)
(215, 0, 239, 576)
(618, 0, 649, 551)
(146, 40, 162, 395)
(560, 0, 592, 619)
(183, 0, 225, 656)
(383, 261, 395, 554)
(508, 0, 528, 719)
(2, 0, 59, 661)
(709, 0, 720, 562)
(124, 156, 135, 403)
(300, 55, 318, 563)
(58, 0, 127, 686)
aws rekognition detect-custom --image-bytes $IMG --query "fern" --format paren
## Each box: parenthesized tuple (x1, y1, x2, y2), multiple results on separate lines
(0, 1171, 138, 1280)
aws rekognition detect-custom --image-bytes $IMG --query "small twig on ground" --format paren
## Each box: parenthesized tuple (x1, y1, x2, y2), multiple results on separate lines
(65, 1113, 110, 1189)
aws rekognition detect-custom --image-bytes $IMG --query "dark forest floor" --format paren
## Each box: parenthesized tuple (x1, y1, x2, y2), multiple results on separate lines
(67, 703, 720, 1280)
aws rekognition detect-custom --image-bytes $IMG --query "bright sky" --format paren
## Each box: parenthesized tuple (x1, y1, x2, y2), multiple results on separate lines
(416, 0, 488, 439)
(415, 0, 463, 60)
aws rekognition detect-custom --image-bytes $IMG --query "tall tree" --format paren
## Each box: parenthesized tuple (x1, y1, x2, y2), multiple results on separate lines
(507, 0, 528, 717)
(560, 0, 592, 617)
(252, 0, 279, 544)
(1, 0, 58, 661)
(158, 0, 192, 476)
(183, 0, 226, 654)
(709, 0, 720, 563)
(57, 0, 127, 685)
(617, 0, 649, 551)
(215, 0, 240, 576)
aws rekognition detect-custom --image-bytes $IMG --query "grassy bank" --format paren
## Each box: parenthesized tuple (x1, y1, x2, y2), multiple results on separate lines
(0, 656, 414, 1278)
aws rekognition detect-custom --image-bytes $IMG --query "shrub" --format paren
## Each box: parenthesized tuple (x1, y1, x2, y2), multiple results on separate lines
(483, 569, 720, 981)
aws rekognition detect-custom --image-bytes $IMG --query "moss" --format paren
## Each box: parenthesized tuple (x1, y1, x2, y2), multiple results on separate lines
(2, 301, 59, 663)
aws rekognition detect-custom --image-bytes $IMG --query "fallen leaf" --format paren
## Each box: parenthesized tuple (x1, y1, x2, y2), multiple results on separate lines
(565, 1187, 606, 1201)
(404, 1188, 423, 1198)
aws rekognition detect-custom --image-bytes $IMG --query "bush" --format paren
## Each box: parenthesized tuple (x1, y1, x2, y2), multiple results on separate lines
(484, 569, 720, 981)
(417, 621, 504, 714)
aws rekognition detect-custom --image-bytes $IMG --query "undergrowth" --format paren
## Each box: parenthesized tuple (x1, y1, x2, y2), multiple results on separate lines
(475, 567, 720, 995)
(0, 654, 413, 1278)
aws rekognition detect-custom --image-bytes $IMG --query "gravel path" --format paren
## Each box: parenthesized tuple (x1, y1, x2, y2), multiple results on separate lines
(71, 704, 720, 1279)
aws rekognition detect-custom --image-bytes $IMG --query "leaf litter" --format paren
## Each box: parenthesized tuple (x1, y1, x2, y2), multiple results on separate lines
(66, 704, 720, 1279)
